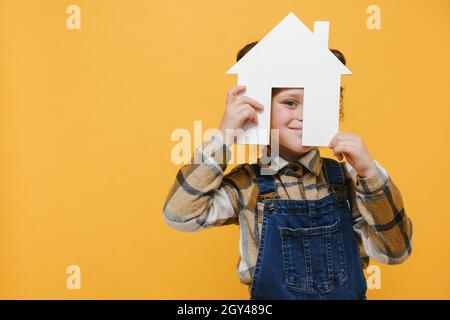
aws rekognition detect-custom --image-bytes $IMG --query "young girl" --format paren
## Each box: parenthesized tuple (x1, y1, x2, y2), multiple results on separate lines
(163, 43, 413, 300)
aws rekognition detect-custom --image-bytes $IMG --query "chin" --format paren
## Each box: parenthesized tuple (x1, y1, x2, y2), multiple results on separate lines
(279, 142, 314, 157)
(292, 146, 314, 154)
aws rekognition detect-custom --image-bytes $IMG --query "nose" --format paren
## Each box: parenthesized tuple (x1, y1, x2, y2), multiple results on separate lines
(294, 104, 303, 120)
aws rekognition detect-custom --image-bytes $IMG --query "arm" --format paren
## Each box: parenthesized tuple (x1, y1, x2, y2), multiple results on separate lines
(163, 85, 262, 232)
(163, 136, 239, 232)
(329, 132, 413, 264)
(345, 161, 413, 264)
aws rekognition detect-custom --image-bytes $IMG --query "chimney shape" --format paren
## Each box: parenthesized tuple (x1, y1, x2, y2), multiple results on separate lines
(313, 21, 329, 48)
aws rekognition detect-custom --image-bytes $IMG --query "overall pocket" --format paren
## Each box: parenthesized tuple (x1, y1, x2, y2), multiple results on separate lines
(279, 220, 348, 294)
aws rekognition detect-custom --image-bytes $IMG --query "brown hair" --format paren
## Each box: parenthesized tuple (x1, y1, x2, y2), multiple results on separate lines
(236, 42, 347, 119)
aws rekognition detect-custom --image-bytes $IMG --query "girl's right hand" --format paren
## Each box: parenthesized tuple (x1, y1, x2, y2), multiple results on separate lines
(218, 85, 264, 145)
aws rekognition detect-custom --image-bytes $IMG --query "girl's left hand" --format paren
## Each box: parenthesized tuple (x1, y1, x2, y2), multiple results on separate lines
(328, 132, 377, 179)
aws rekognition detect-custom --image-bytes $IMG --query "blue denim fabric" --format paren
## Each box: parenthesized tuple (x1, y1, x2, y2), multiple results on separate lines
(250, 158, 367, 300)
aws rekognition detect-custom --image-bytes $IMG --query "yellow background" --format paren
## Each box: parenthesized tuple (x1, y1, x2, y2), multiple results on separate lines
(0, 0, 449, 299)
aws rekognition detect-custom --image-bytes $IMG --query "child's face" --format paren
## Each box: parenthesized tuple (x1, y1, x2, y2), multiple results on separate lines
(271, 88, 315, 160)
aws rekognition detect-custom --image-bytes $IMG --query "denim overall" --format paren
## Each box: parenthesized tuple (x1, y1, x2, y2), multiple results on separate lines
(249, 158, 367, 300)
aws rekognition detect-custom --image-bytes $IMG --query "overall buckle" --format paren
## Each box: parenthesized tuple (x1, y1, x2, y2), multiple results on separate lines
(258, 192, 277, 211)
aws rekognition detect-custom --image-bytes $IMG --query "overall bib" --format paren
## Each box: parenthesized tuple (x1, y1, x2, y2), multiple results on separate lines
(250, 158, 367, 300)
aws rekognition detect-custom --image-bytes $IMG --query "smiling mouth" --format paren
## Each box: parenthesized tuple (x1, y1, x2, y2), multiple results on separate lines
(289, 128, 302, 131)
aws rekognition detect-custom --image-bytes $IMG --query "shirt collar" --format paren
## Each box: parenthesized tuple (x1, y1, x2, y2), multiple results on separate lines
(258, 146, 322, 176)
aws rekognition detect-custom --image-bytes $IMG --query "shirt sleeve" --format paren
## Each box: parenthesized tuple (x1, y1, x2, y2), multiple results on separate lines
(344, 160, 413, 264)
(163, 134, 244, 232)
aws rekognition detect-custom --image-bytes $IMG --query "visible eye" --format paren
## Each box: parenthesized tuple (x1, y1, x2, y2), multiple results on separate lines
(283, 100, 298, 108)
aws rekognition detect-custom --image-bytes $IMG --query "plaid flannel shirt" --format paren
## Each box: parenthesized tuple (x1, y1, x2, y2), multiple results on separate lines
(163, 136, 413, 289)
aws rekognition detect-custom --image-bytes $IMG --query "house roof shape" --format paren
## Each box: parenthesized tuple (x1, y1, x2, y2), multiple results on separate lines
(226, 12, 351, 82)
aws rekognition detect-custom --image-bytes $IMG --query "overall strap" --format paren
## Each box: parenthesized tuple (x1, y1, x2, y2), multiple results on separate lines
(251, 163, 277, 196)
(322, 158, 348, 201)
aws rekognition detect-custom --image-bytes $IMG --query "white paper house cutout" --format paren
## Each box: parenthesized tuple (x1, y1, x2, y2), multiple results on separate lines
(226, 12, 351, 146)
